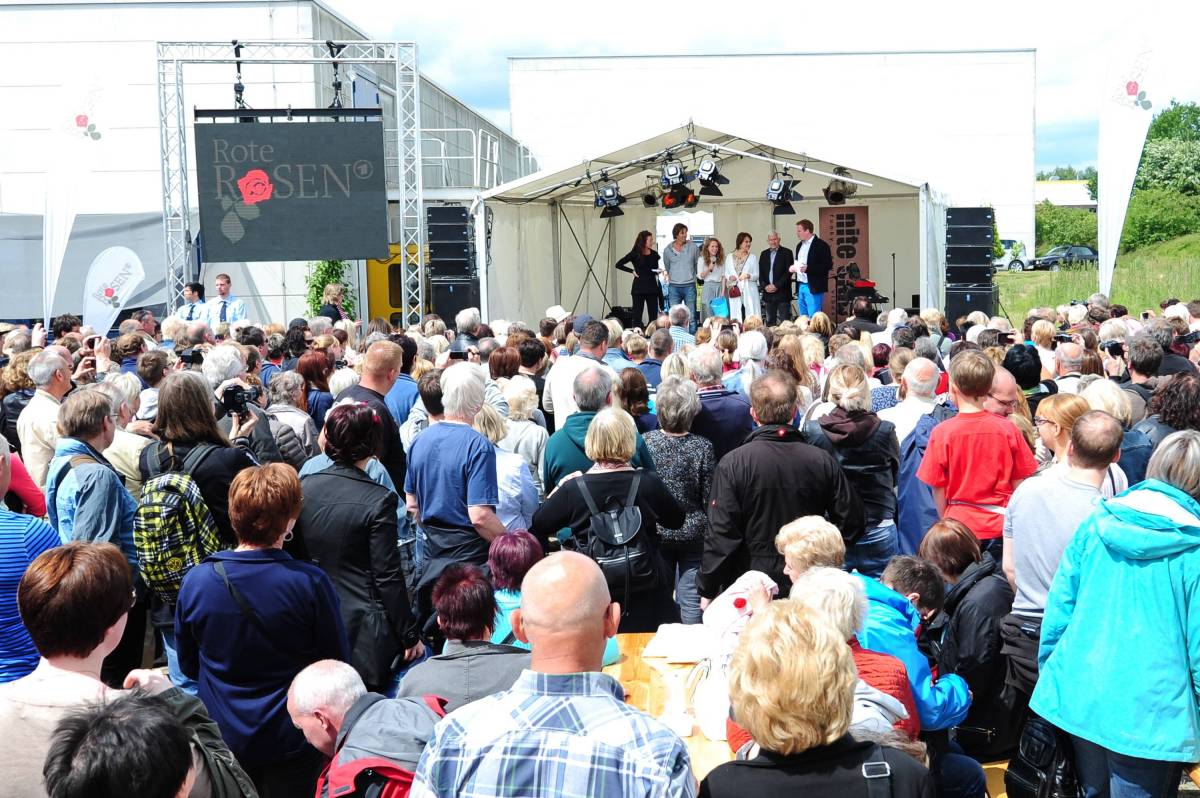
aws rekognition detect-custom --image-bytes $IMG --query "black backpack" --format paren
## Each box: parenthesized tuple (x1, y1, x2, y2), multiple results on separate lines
(572, 472, 659, 610)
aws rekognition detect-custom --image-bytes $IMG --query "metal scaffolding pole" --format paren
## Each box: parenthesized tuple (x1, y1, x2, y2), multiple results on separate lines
(155, 40, 423, 318)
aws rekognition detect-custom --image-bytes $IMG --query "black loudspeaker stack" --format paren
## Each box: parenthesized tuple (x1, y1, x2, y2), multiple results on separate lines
(427, 205, 480, 320)
(944, 207, 998, 320)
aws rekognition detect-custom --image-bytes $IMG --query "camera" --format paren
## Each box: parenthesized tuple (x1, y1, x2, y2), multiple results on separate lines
(1100, 340, 1125, 359)
(1069, 299, 1087, 306)
(1052, 332, 1073, 343)
(179, 348, 204, 367)
(997, 331, 1015, 345)
(333, 359, 347, 370)
(1177, 331, 1200, 347)
(221, 384, 261, 417)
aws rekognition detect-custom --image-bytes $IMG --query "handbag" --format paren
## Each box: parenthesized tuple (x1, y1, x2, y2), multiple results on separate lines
(1004, 714, 1082, 798)
(708, 272, 732, 317)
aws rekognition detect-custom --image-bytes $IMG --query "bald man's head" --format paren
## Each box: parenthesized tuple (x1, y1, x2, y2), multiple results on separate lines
(519, 552, 611, 633)
(984, 366, 1020, 417)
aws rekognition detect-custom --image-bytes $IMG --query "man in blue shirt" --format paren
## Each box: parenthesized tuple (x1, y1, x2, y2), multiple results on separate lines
(385, 335, 420, 428)
(174, 281, 207, 322)
(636, 329, 673, 389)
(405, 363, 505, 567)
(206, 273, 248, 325)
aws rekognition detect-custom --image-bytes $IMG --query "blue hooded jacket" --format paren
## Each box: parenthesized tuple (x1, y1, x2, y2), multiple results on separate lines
(1031, 479, 1200, 761)
(855, 573, 971, 730)
(46, 437, 139, 572)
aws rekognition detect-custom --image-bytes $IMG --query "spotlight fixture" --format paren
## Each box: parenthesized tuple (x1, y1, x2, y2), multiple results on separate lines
(696, 157, 729, 197)
(766, 172, 803, 215)
(594, 181, 626, 218)
(660, 161, 686, 189)
(661, 185, 698, 210)
(642, 192, 659, 208)
(823, 167, 858, 206)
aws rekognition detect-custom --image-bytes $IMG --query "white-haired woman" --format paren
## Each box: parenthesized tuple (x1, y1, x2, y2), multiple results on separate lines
(802, 364, 899, 578)
(499, 375, 549, 497)
(721, 330, 767, 396)
(530, 407, 684, 633)
(265, 370, 320, 458)
(473, 404, 538, 531)
(700, 601, 932, 798)
(642, 377, 714, 623)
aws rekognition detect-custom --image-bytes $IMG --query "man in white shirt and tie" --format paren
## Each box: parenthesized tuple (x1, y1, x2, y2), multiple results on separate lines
(174, 282, 207, 322)
(790, 219, 834, 318)
(206, 272, 248, 326)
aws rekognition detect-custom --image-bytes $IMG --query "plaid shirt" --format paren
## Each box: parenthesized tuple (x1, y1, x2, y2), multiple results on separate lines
(411, 669, 696, 798)
(669, 325, 696, 351)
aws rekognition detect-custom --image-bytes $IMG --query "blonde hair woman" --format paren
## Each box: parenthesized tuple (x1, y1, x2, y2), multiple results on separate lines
(530, 407, 685, 632)
(1031, 319, 1056, 377)
(473, 404, 537, 531)
(318, 282, 353, 324)
(1036, 393, 1128, 496)
(802, 364, 899, 578)
(499, 375, 549, 497)
(700, 601, 932, 798)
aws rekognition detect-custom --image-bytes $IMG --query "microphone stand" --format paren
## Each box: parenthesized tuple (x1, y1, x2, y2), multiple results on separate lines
(891, 252, 897, 308)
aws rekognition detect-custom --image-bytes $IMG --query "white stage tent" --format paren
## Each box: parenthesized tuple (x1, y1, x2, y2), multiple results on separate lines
(472, 123, 947, 325)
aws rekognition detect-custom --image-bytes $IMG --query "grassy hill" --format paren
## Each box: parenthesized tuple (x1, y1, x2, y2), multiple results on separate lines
(995, 233, 1200, 321)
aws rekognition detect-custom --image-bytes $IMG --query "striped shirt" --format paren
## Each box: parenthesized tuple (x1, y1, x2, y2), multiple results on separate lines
(0, 510, 59, 682)
(411, 669, 695, 798)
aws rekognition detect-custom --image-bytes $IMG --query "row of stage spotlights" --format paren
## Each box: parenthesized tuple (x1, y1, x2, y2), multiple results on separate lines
(593, 159, 856, 218)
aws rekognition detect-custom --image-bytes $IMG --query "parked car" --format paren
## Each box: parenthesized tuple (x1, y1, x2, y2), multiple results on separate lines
(1029, 245, 1097, 271)
(993, 239, 1027, 272)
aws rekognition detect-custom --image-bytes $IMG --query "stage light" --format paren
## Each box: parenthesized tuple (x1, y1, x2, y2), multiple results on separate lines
(642, 192, 658, 208)
(660, 161, 686, 189)
(766, 173, 803, 215)
(696, 157, 729, 196)
(661, 185, 698, 210)
(594, 181, 626, 218)
(823, 167, 857, 206)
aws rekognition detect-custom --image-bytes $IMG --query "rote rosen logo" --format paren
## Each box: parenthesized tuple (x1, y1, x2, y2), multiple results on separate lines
(219, 168, 274, 243)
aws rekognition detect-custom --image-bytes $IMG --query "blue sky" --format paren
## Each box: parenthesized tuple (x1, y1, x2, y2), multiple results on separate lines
(329, 0, 1197, 174)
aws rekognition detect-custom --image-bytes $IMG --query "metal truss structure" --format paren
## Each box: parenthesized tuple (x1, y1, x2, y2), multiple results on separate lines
(156, 40, 425, 324)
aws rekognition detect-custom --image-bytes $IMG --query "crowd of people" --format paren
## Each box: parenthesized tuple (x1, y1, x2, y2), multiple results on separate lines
(1, 273, 1199, 797)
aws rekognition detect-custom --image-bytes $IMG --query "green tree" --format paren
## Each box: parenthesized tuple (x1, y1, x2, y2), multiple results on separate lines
(992, 217, 1004, 259)
(1133, 139, 1200, 195)
(1147, 100, 1200, 142)
(1034, 200, 1097, 254)
(305, 260, 358, 318)
(1120, 188, 1200, 252)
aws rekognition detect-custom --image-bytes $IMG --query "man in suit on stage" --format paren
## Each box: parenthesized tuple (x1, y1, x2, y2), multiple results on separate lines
(759, 231, 795, 327)
(791, 219, 834, 318)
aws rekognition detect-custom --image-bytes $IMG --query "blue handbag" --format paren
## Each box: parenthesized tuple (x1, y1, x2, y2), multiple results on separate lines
(709, 295, 730, 318)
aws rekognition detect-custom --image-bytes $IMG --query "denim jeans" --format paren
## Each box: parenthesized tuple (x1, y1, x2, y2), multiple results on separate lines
(667, 283, 697, 333)
(796, 284, 825, 318)
(933, 741, 988, 798)
(845, 521, 898, 579)
(1071, 734, 1183, 798)
(660, 547, 702, 624)
(160, 626, 199, 696)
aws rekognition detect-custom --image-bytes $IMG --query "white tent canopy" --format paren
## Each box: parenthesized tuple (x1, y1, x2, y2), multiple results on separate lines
(473, 123, 944, 325)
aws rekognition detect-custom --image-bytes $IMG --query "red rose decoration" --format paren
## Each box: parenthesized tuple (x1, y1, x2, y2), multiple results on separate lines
(103, 287, 114, 298)
(237, 169, 274, 205)
(1126, 80, 1139, 96)
(75, 114, 88, 127)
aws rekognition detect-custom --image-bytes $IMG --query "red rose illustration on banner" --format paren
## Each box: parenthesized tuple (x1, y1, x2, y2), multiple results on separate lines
(1126, 80, 1139, 96)
(103, 288, 114, 298)
(75, 114, 89, 127)
(237, 169, 274, 205)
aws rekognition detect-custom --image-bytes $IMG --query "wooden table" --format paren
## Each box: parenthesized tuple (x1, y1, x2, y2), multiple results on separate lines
(604, 632, 735, 780)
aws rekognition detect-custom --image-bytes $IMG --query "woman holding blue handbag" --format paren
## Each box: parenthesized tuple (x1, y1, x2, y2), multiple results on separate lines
(698, 237, 727, 321)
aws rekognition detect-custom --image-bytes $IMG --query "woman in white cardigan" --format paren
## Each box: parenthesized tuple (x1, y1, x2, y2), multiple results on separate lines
(724, 232, 760, 321)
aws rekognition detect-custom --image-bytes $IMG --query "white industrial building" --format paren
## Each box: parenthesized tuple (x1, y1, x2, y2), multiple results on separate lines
(0, 0, 535, 321)
(505, 50, 1036, 309)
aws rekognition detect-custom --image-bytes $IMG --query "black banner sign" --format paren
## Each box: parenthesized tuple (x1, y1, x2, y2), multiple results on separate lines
(194, 121, 389, 262)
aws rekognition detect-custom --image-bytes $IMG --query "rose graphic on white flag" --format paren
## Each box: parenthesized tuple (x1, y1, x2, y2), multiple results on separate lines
(82, 247, 145, 334)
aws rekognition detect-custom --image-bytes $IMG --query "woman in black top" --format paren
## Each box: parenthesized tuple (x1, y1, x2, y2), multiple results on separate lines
(615, 230, 662, 329)
(292, 402, 421, 693)
(531, 407, 684, 633)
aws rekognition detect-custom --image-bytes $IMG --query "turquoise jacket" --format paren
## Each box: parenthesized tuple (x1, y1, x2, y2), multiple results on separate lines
(46, 437, 139, 573)
(855, 573, 971, 730)
(1031, 480, 1200, 761)
(491, 589, 620, 666)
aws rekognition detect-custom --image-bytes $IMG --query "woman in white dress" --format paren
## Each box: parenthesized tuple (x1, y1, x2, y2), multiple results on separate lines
(697, 237, 727, 322)
(724, 232, 760, 321)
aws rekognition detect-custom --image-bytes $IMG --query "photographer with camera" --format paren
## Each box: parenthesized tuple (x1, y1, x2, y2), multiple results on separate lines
(202, 344, 285, 465)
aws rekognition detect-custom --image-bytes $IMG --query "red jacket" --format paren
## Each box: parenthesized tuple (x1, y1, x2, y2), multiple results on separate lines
(850, 637, 920, 739)
(726, 637, 921, 753)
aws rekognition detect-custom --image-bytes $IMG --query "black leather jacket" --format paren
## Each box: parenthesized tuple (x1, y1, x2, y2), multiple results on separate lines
(0, 388, 34, 454)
